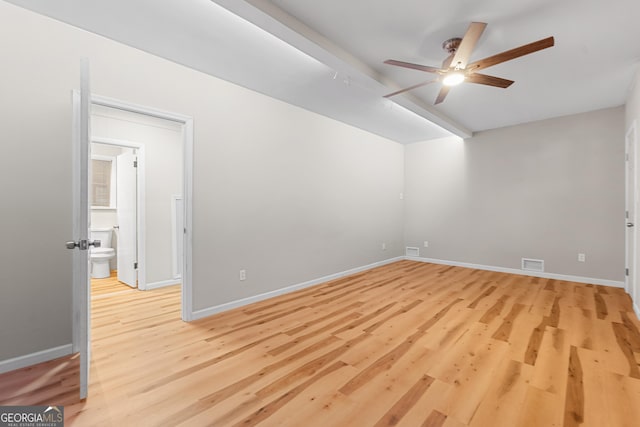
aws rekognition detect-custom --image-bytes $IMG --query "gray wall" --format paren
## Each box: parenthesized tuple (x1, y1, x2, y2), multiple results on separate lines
(404, 107, 625, 281)
(192, 100, 405, 310)
(0, 3, 404, 361)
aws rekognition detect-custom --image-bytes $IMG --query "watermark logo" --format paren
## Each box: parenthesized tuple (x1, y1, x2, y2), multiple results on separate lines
(0, 406, 64, 427)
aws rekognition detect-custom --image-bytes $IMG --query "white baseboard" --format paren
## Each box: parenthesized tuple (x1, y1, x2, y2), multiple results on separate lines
(634, 302, 640, 321)
(191, 256, 404, 321)
(146, 279, 181, 290)
(0, 344, 73, 374)
(406, 256, 625, 288)
(190, 254, 625, 321)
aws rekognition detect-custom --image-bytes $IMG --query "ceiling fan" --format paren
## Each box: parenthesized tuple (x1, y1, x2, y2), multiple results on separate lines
(383, 22, 554, 104)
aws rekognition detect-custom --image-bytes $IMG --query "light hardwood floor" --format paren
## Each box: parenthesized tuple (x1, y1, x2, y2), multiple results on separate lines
(1, 260, 640, 426)
(90, 271, 135, 298)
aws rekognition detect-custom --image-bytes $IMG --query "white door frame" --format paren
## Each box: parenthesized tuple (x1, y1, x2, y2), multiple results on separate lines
(171, 195, 184, 280)
(92, 137, 147, 290)
(73, 98, 194, 376)
(626, 120, 638, 310)
(92, 95, 194, 321)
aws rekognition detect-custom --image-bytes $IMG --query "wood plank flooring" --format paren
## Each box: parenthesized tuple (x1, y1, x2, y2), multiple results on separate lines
(91, 271, 135, 297)
(1, 260, 640, 426)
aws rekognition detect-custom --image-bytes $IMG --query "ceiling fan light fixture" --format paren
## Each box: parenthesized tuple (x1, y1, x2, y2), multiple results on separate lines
(382, 22, 554, 104)
(443, 71, 465, 86)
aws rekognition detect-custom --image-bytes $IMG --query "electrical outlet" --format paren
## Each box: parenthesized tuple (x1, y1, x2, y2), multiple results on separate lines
(382, 242, 386, 251)
(239, 269, 246, 281)
(578, 253, 586, 262)
(423, 241, 429, 248)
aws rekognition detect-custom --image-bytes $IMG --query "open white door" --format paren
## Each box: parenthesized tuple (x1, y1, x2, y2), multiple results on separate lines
(70, 58, 91, 400)
(116, 150, 138, 287)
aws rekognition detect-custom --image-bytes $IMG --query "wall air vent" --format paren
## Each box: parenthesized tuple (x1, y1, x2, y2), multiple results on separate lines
(406, 247, 420, 257)
(521, 258, 544, 272)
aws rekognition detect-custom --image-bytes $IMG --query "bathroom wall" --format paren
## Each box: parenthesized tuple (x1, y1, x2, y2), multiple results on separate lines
(91, 105, 184, 286)
(91, 143, 124, 270)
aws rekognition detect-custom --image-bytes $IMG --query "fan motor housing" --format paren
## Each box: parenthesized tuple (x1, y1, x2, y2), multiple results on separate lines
(442, 37, 462, 54)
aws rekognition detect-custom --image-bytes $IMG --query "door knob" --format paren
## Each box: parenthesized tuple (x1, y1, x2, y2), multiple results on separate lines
(65, 239, 101, 250)
(627, 222, 635, 228)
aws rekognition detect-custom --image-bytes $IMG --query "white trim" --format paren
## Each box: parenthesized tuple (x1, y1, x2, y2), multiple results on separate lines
(626, 120, 638, 304)
(91, 136, 146, 290)
(182, 118, 194, 321)
(146, 279, 182, 290)
(634, 301, 640, 320)
(90, 95, 194, 322)
(171, 195, 184, 280)
(0, 345, 73, 375)
(191, 257, 404, 320)
(189, 254, 625, 321)
(407, 256, 625, 288)
(92, 136, 145, 149)
(92, 95, 193, 124)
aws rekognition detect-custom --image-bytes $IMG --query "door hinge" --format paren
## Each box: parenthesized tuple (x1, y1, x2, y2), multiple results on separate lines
(134, 262, 138, 269)
(133, 159, 138, 168)
(626, 153, 629, 161)
(626, 268, 629, 276)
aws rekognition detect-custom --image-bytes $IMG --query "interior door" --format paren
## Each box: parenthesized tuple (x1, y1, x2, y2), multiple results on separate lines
(70, 58, 91, 400)
(116, 150, 138, 287)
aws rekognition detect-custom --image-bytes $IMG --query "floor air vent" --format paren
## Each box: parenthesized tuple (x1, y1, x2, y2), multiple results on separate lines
(521, 258, 544, 272)
(406, 247, 420, 257)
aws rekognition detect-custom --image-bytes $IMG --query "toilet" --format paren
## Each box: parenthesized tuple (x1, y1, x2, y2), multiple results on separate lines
(90, 228, 116, 279)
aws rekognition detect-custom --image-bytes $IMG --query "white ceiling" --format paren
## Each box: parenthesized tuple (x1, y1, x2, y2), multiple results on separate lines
(6, 0, 640, 143)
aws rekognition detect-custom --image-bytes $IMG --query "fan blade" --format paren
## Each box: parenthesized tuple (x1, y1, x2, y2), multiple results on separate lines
(442, 53, 454, 69)
(466, 36, 554, 72)
(384, 80, 437, 98)
(435, 86, 450, 105)
(384, 59, 444, 74)
(466, 73, 514, 88)
(451, 22, 487, 69)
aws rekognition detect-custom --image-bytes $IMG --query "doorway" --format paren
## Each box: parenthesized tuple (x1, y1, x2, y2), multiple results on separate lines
(90, 138, 143, 292)
(86, 97, 194, 316)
